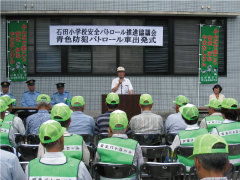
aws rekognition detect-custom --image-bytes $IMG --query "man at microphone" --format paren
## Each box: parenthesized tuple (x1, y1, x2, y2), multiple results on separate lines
(111, 66, 133, 94)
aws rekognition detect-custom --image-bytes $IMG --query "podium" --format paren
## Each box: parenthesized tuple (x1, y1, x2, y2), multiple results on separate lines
(101, 94, 141, 121)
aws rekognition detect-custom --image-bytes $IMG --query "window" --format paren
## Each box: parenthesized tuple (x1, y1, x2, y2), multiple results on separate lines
(6, 16, 227, 76)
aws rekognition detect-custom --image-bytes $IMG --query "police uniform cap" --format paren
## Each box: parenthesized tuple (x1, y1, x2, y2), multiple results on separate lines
(26, 79, 35, 86)
(56, 83, 65, 89)
(1, 81, 10, 87)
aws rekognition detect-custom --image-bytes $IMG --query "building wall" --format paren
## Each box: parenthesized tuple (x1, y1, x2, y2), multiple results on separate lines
(1, 0, 240, 112)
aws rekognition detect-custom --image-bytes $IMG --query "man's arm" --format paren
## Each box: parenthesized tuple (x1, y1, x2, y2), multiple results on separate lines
(128, 79, 133, 94)
(159, 116, 164, 135)
(51, 94, 56, 107)
(82, 141, 90, 166)
(13, 116, 25, 135)
(129, 90, 133, 94)
(111, 78, 123, 93)
(211, 127, 219, 135)
(9, 127, 17, 147)
(37, 142, 45, 158)
(199, 118, 207, 129)
(78, 161, 92, 180)
(12, 154, 26, 180)
(21, 94, 27, 107)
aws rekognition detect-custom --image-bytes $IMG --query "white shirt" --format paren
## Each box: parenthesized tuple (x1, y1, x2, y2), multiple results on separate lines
(111, 77, 133, 94)
(5, 111, 25, 135)
(37, 131, 90, 166)
(199, 112, 223, 129)
(209, 93, 225, 102)
(25, 152, 92, 180)
(211, 119, 236, 135)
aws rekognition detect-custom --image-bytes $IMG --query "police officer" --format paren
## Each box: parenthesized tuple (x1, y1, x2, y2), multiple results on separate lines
(21, 79, 41, 107)
(51, 83, 71, 107)
(1, 81, 15, 101)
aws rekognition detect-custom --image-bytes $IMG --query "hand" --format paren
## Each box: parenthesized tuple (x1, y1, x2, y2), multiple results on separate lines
(119, 78, 123, 84)
(108, 128, 113, 137)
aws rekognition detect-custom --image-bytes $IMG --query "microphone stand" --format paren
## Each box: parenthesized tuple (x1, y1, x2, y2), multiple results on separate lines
(120, 77, 123, 94)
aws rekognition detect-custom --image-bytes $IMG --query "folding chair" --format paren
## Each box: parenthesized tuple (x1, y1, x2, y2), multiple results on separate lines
(174, 146, 194, 172)
(165, 133, 177, 145)
(140, 162, 186, 180)
(14, 133, 25, 145)
(228, 144, 240, 180)
(131, 133, 162, 145)
(189, 163, 235, 180)
(96, 133, 109, 145)
(92, 162, 137, 180)
(141, 145, 171, 162)
(0, 144, 14, 153)
(27, 134, 40, 144)
(16, 144, 39, 161)
(77, 133, 93, 146)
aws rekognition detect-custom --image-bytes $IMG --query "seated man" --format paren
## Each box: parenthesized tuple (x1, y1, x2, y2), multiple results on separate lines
(95, 110, 144, 179)
(165, 95, 189, 136)
(0, 95, 25, 135)
(25, 94, 51, 136)
(94, 92, 131, 135)
(37, 103, 90, 166)
(171, 104, 208, 172)
(68, 96, 95, 136)
(0, 100, 17, 147)
(25, 120, 91, 179)
(130, 94, 164, 134)
(212, 98, 240, 168)
(51, 83, 71, 107)
(200, 99, 224, 133)
(1, 81, 15, 103)
(188, 134, 229, 180)
(0, 149, 25, 180)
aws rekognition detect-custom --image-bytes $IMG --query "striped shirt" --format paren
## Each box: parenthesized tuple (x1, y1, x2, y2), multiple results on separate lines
(25, 109, 51, 136)
(94, 111, 132, 135)
(129, 111, 164, 134)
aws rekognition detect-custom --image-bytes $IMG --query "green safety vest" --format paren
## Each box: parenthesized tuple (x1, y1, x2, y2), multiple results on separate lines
(205, 115, 224, 133)
(29, 157, 80, 180)
(0, 122, 12, 146)
(63, 134, 83, 161)
(97, 137, 138, 165)
(216, 122, 240, 166)
(4, 113, 15, 126)
(178, 128, 208, 172)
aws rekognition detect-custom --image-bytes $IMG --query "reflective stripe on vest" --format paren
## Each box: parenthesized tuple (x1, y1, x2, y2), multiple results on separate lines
(205, 115, 224, 132)
(97, 137, 138, 165)
(63, 134, 83, 161)
(0, 122, 12, 146)
(29, 157, 80, 179)
(4, 114, 15, 125)
(178, 128, 208, 172)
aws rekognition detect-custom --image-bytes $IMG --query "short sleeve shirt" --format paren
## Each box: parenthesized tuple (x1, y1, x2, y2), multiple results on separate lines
(111, 77, 133, 94)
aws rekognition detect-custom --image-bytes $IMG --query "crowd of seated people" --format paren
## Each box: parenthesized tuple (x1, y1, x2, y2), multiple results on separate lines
(0, 87, 239, 180)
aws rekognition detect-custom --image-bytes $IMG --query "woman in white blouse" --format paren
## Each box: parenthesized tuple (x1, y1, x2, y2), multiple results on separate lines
(209, 84, 225, 102)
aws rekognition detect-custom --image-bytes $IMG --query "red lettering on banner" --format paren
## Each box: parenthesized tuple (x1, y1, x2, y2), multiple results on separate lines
(16, 53, 21, 58)
(10, 59, 15, 64)
(22, 29, 27, 35)
(208, 41, 212, 46)
(202, 51, 207, 56)
(214, 29, 219, 34)
(202, 56, 206, 62)
(202, 35, 207, 40)
(213, 45, 218, 50)
(22, 35, 26, 40)
(21, 46, 26, 51)
(214, 34, 219, 39)
(207, 57, 212, 61)
(202, 41, 207, 45)
(10, 42, 15, 48)
(213, 50, 218, 55)
(208, 35, 213, 41)
(22, 41, 26, 46)
(22, 57, 26, 62)
(16, 48, 20, 53)
(207, 51, 212, 57)
(16, 37, 21, 42)
(213, 39, 218, 45)
(202, 46, 207, 51)
(10, 37, 14, 42)
(16, 31, 21, 37)
(202, 62, 206, 67)
(22, 24, 27, 30)
(10, 31, 15, 36)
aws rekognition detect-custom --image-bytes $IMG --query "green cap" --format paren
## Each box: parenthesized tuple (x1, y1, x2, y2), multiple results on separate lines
(109, 110, 128, 130)
(37, 94, 51, 102)
(221, 98, 238, 109)
(106, 93, 120, 104)
(173, 95, 189, 106)
(139, 94, 153, 105)
(0, 100, 9, 112)
(204, 99, 222, 109)
(51, 103, 72, 121)
(39, 120, 65, 144)
(0, 95, 16, 106)
(71, 96, 85, 106)
(188, 134, 228, 159)
(179, 104, 199, 120)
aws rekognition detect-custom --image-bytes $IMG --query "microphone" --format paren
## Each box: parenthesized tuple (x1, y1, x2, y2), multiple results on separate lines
(120, 77, 123, 79)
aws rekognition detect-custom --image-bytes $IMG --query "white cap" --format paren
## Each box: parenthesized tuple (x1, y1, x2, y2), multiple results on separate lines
(117, 66, 125, 72)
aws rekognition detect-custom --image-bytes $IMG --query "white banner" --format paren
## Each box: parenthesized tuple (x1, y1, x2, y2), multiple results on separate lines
(49, 25, 163, 46)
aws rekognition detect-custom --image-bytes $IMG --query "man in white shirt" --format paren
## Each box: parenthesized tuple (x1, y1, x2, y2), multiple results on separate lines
(111, 66, 133, 94)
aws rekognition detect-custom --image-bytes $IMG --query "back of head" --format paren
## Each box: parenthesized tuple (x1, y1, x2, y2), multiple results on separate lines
(37, 94, 51, 108)
(39, 120, 65, 150)
(109, 110, 128, 134)
(51, 103, 72, 128)
(139, 94, 153, 109)
(205, 99, 222, 113)
(221, 98, 239, 121)
(189, 134, 229, 174)
(106, 93, 120, 110)
(71, 96, 85, 111)
(179, 104, 199, 125)
(0, 100, 9, 118)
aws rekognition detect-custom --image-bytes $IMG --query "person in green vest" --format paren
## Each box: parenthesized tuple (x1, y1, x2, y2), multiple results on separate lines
(37, 102, 90, 166)
(170, 104, 208, 172)
(0, 100, 17, 147)
(188, 134, 229, 180)
(25, 120, 92, 179)
(95, 110, 144, 179)
(200, 99, 224, 133)
(211, 98, 240, 168)
(0, 95, 25, 135)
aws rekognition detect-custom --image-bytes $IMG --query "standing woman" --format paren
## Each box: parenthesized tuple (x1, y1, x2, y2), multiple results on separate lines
(209, 84, 225, 102)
